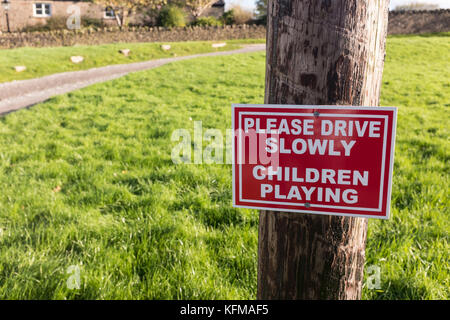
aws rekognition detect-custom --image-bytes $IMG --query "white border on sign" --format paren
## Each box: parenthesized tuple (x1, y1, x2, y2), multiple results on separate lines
(231, 104, 398, 220)
(238, 112, 388, 211)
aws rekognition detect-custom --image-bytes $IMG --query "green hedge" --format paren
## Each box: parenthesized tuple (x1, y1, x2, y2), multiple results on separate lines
(158, 6, 186, 28)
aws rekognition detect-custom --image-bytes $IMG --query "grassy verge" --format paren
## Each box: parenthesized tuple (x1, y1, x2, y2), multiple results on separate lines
(0, 39, 265, 83)
(0, 34, 448, 299)
(364, 33, 449, 299)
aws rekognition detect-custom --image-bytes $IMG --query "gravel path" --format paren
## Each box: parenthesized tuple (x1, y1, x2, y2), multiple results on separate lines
(0, 44, 265, 115)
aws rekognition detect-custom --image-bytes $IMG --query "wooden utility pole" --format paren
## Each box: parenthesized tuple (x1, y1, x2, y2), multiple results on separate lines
(258, 0, 390, 299)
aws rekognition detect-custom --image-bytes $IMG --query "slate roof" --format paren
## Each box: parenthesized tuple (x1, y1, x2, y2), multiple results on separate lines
(212, 0, 225, 7)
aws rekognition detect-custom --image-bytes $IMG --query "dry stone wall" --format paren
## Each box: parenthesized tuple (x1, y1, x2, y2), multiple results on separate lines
(0, 10, 448, 49)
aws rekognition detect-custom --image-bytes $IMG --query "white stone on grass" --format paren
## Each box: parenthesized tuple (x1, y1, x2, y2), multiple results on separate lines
(161, 44, 171, 51)
(70, 56, 84, 64)
(212, 43, 226, 48)
(119, 49, 131, 56)
(14, 66, 26, 72)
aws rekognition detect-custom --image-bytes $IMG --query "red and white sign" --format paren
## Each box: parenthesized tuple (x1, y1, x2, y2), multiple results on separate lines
(232, 104, 397, 219)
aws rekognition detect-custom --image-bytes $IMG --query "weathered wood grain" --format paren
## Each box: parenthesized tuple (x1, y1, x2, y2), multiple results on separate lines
(258, 0, 390, 300)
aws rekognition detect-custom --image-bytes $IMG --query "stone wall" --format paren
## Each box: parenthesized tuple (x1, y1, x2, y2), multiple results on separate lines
(388, 9, 450, 35)
(0, 10, 448, 49)
(0, 25, 267, 49)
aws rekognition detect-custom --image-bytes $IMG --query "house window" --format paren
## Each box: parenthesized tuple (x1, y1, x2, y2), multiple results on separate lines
(104, 6, 115, 19)
(33, 3, 52, 17)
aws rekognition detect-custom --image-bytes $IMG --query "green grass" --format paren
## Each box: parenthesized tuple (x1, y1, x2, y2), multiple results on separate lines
(0, 39, 264, 83)
(0, 34, 448, 299)
(364, 33, 449, 299)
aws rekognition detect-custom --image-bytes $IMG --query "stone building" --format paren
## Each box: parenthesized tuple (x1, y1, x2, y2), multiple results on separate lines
(201, 0, 225, 19)
(0, 0, 226, 32)
(0, 0, 117, 32)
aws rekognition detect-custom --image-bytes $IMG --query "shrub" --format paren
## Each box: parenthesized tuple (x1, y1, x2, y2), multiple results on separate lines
(254, 15, 267, 26)
(221, 10, 235, 25)
(20, 16, 105, 32)
(20, 16, 67, 32)
(191, 17, 223, 27)
(222, 5, 254, 25)
(82, 17, 105, 29)
(158, 6, 186, 28)
(140, 8, 160, 27)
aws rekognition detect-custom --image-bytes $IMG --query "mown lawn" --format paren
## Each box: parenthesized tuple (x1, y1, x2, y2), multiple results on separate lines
(0, 34, 448, 299)
(0, 39, 265, 83)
